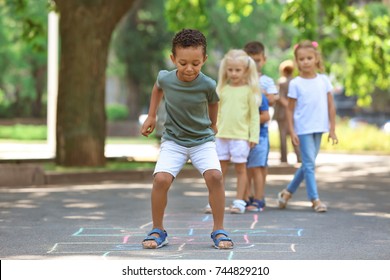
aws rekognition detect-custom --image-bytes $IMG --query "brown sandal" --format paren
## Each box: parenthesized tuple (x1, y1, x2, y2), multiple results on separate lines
(312, 199, 327, 212)
(277, 189, 292, 209)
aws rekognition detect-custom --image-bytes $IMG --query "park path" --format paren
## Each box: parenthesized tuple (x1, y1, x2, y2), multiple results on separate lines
(0, 152, 389, 260)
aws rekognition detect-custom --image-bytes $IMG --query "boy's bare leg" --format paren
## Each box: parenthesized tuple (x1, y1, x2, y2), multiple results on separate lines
(142, 172, 173, 249)
(261, 167, 268, 195)
(235, 163, 248, 200)
(204, 169, 233, 249)
(252, 167, 266, 199)
(245, 168, 254, 201)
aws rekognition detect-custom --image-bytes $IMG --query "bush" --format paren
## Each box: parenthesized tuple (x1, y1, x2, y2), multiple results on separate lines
(105, 104, 129, 121)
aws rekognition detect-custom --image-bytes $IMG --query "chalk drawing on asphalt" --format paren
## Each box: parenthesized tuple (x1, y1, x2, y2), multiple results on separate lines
(47, 213, 303, 259)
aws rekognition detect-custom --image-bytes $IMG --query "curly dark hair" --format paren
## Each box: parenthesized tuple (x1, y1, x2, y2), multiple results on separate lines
(171, 29, 207, 56)
(243, 41, 265, 56)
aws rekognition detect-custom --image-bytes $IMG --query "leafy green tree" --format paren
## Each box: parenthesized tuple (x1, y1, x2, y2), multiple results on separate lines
(205, 1, 291, 79)
(0, 0, 47, 118)
(161, 0, 296, 89)
(113, 0, 289, 118)
(165, 0, 390, 107)
(282, 0, 390, 106)
(6, 0, 388, 167)
(112, 0, 173, 121)
(53, 0, 135, 166)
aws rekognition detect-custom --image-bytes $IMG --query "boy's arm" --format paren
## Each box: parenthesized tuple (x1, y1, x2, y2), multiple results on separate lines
(140, 83, 164, 137)
(327, 92, 338, 145)
(263, 78, 279, 106)
(208, 102, 218, 134)
(260, 110, 270, 124)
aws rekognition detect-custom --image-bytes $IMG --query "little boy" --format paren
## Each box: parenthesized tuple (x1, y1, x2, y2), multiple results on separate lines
(245, 93, 270, 211)
(244, 41, 278, 105)
(141, 29, 233, 249)
(243, 41, 277, 210)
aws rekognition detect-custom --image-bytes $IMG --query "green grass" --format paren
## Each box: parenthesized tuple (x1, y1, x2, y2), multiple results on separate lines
(43, 160, 156, 172)
(106, 136, 158, 145)
(268, 119, 390, 154)
(0, 124, 47, 140)
(1, 120, 389, 173)
(1, 120, 390, 155)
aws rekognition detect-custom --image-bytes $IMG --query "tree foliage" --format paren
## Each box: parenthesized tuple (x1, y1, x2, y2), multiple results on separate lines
(2, 0, 389, 167)
(165, 0, 390, 106)
(165, 0, 210, 32)
(112, 0, 173, 120)
(0, 0, 48, 117)
(282, 0, 390, 106)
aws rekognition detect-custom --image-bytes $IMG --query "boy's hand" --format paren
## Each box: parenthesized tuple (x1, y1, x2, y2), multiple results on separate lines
(266, 93, 277, 106)
(328, 131, 338, 145)
(140, 116, 156, 137)
(210, 123, 218, 135)
(249, 141, 257, 148)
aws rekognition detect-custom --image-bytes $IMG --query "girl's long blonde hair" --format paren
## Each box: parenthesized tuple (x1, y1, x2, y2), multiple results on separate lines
(217, 49, 261, 105)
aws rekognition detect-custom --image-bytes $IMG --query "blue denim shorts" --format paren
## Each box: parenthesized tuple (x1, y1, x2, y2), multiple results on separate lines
(247, 135, 269, 168)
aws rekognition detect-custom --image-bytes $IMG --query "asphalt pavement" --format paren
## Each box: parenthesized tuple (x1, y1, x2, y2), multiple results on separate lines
(0, 151, 389, 260)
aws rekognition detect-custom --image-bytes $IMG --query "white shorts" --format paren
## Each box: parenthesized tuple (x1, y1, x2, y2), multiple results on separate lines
(216, 138, 250, 163)
(154, 140, 222, 178)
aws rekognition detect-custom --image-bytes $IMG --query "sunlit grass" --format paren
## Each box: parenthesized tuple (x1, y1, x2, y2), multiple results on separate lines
(0, 124, 47, 140)
(269, 119, 390, 154)
(1, 119, 390, 154)
(320, 120, 390, 153)
(43, 160, 156, 172)
(106, 136, 158, 144)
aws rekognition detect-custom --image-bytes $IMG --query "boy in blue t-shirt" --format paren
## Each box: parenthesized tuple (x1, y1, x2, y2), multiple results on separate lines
(245, 93, 270, 211)
(243, 41, 276, 211)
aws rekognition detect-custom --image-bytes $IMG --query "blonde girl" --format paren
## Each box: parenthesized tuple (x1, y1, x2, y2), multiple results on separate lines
(208, 49, 261, 214)
(277, 40, 338, 213)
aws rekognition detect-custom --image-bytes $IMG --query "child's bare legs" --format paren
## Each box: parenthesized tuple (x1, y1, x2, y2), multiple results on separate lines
(142, 172, 173, 249)
(251, 167, 267, 200)
(220, 160, 249, 201)
(219, 160, 229, 184)
(204, 169, 232, 249)
(246, 167, 267, 211)
(235, 163, 248, 200)
(245, 169, 254, 202)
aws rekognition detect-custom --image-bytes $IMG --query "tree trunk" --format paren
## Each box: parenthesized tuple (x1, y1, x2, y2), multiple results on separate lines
(31, 62, 46, 118)
(53, 0, 135, 166)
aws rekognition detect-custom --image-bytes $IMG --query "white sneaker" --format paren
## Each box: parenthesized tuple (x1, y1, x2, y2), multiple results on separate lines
(230, 199, 246, 214)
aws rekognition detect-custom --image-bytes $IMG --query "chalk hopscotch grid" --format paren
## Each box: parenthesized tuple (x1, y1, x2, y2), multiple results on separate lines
(47, 213, 303, 258)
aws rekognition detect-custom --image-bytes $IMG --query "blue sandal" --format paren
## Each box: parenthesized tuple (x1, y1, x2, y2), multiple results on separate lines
(246, 199, 266, 212)
(142, 228, 168, 249)
(211, 229, 233, 249)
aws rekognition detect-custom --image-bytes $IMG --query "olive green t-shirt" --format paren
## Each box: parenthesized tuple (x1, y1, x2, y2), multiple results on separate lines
(156, 70, 219, 147)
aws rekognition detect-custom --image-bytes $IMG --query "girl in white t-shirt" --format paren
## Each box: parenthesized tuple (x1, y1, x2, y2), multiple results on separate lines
(277, 40, 338, 213)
